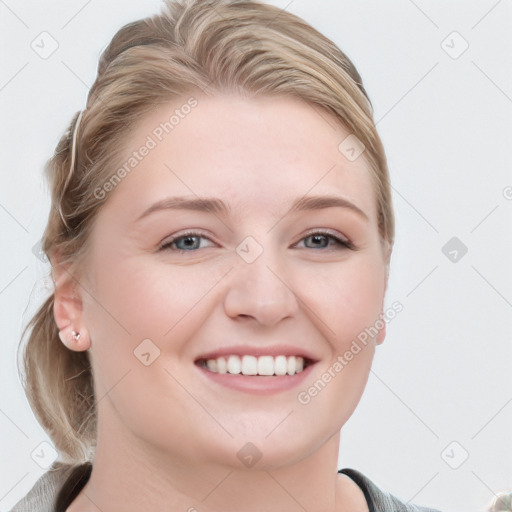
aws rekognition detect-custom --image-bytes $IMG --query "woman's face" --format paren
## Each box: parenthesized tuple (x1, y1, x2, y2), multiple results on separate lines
(79, 92, 388, 469)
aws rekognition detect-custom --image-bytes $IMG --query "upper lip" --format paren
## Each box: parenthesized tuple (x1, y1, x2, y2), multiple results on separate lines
(194, 345, 320, 363)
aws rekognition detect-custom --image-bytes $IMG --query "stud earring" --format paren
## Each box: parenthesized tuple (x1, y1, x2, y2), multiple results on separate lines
(72, 330, 81, 342)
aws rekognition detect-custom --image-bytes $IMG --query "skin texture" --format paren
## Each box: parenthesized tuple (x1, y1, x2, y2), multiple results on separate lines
(54, 92, 388, 511)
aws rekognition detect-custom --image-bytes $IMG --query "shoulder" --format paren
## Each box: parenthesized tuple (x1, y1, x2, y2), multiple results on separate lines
(9, 462, 90, 512)
(339, 468, 442, 512)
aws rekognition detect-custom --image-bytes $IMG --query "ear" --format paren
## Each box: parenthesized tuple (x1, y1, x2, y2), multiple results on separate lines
(376, 261, 390, 346)
(52, 256, 91, 352)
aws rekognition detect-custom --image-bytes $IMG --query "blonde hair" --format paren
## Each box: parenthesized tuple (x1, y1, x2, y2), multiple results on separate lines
(19, 0, 395, 465)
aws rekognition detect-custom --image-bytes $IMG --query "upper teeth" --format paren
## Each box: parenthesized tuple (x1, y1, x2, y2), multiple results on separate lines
(204, 355, 305, 376)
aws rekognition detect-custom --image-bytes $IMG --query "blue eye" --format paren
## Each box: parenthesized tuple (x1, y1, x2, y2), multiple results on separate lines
(298, 232, 353, 250)
(159, 230, 354, 253)
(159, 233, 213, 252)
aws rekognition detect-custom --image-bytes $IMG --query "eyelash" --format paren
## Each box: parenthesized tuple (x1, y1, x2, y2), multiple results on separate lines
(158, 230, 355, 253)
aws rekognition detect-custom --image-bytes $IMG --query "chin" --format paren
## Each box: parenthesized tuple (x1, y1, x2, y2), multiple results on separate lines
(203, 422, 337, 471)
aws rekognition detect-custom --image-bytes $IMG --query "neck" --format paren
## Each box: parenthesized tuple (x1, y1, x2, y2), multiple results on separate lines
(69, 402, 364, 512)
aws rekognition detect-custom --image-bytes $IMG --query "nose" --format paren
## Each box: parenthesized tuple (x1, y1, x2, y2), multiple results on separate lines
(223, 248, 299, 327)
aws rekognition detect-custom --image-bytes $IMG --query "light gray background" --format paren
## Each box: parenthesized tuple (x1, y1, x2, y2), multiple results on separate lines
(1, 1, 511, 511)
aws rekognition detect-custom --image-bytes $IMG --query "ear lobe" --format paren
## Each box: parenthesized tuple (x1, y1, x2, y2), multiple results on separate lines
(57, 323, 90, 351)
(52, 262, 90, 351)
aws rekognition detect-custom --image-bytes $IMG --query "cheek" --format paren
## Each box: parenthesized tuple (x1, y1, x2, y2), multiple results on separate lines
(81, 255, 212, 421)
(301, 254, 386, 346)
(294, 258, 384, 429)
(83, 251, 230, 357)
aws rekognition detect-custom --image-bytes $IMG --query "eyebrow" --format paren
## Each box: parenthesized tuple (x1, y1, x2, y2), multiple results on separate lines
(136, 194, 369, 222)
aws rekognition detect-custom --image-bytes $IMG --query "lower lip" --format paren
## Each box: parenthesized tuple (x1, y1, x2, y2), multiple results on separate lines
(195, 363, 315, 395)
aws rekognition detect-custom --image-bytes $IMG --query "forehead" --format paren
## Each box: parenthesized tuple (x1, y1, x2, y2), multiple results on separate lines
(100, 92, 377, 224)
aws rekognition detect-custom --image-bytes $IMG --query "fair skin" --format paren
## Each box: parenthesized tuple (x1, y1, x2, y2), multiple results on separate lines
(54, 92, 389, 512)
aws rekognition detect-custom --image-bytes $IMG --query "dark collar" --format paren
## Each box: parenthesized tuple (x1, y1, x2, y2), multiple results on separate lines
(55, 462, 92, 512)
(339, 468, 376, 512)
(55, 464, 376, 512)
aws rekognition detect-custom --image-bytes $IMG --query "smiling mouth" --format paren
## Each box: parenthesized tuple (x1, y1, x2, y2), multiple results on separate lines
(195, 355, 314, 376)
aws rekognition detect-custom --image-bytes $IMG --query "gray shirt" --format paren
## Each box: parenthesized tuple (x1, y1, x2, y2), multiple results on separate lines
(10, 463, 442, 512)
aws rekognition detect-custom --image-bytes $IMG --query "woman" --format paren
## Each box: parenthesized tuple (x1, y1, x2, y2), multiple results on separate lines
(12, 0, 441, 510)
